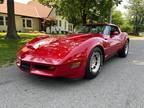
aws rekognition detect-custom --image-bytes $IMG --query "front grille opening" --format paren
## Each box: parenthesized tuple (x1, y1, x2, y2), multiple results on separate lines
(21, 61, 30, 72)
(33, 64, 56, 71)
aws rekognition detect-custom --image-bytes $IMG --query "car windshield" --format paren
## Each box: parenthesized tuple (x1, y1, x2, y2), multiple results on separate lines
(78, 25, 111, 35)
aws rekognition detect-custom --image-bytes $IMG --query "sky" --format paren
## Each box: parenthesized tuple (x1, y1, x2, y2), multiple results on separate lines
(14, 0, 129, 13)
(117, 0, 129, 14)
(14, 0, 31, 4)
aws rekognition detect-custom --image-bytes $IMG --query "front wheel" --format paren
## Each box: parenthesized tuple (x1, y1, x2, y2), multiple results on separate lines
(118, 40, 129, 57)
(85, 47, 103, 79)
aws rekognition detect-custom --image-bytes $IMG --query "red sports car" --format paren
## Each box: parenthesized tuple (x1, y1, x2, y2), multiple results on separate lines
(16, 23, 129, 79)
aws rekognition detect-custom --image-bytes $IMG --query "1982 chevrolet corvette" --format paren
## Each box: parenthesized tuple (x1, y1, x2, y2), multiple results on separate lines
(16, 23, 129, 79)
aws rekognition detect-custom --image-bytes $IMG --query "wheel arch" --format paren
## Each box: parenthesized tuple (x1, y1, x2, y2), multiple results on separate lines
(127, 38, 130, 42)
(87, 44, 105, 63)
(85, 45, 105, 79)
(95, 45, 105, 63)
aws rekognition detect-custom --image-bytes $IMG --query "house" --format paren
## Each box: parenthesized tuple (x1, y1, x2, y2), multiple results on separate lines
(0, 1, 73, 33)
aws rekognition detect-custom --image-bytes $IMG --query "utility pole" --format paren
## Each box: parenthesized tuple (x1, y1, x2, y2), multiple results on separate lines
(109, 7, 112, 23)
(109, 0, 113, 23)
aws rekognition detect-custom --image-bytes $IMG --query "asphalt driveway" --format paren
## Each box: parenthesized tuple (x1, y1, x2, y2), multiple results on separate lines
(0, 40, 144, 108)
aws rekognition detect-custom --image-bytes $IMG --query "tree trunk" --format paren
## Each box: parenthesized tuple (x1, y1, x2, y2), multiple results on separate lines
(81, 14, 87, 33)
(109, 0, 113, 23)
(5, 0, 20, 39)
(133, 15, 139, 35)
(82, 14, 87, 26)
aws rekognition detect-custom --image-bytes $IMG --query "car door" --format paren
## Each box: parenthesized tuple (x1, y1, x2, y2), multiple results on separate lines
(110, 26, 122, 52)
(103, 25, 121, 58)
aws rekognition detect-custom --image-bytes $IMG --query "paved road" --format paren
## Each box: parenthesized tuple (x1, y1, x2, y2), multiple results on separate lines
(0, 40, 144, 108)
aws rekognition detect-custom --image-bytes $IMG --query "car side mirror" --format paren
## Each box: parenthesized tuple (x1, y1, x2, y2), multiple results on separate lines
(110, 31, 119, 36)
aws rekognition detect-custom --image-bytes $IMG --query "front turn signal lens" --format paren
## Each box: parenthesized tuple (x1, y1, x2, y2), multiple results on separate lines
(71, 62, 81, 69)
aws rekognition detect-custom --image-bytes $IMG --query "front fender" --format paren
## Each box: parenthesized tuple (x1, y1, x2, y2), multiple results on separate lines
(60, 37, 104, 78)
(63, 37, 105, 64)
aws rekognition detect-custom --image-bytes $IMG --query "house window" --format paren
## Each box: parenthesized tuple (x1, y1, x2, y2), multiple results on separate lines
(59, 20, 61, 27)
(5, 17, 8, 25)
(56, 20, 59, 26)
(0, 16, 4, 25)
(68, 24, 73, 31)
(65, 21, 67, 30)
(23, 19, 25, 27)
(27, 19, 32, 28)
(22, 18, 33, 28)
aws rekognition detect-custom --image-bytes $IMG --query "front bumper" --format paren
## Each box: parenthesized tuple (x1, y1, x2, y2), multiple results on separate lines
(16, 59, 86, 79)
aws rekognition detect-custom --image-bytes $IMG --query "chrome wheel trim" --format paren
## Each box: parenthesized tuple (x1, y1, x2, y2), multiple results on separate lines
(90, 52, 101, 74)
(125, 42, 129, 55)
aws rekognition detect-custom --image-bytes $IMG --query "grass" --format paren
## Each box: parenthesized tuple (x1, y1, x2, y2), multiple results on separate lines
(129, 35, 144, 39)
(0, 33, 46, 67)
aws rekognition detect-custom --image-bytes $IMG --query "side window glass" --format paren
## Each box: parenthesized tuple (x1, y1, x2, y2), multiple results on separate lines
(111, 26, 120, 33)
(103, 26, 111, 36)
(91, 26, 103, 34)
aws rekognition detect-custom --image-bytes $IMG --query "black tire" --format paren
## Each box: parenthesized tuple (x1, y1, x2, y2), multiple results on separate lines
(118, 40, 129, 58)
(85, 47, 103, 79)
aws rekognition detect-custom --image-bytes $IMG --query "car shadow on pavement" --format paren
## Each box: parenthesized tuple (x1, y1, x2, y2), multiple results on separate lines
(22, 74, 90, 90)
(19, 55, 123, 89)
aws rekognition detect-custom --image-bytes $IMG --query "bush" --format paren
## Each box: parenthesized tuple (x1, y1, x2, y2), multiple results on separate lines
(121, 24, 133, 33)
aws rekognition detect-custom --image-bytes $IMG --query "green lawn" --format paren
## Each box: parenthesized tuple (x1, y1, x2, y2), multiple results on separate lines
(128, 35, 144, 39)
(0, 33, 46, 67)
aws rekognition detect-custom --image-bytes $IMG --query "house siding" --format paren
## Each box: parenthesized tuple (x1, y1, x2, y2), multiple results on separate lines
(16, 16, 40, 32)
(32, 18, 40, 32)
(0, 14, 7, 32)
(15, 16, 23, 32)
(55, 16, 73, 33)
(0, 13, 40, 32)
(46, 9, 74, 34)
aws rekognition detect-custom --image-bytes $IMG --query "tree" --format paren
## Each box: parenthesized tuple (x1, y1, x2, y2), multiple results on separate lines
(0, 0, 3, 3)
(40, 0, 99, 26)
(108, 0, 122, 23)
(128, 0, 144, 35)
(112, 10, 133, 32)
(5, 0, 20, 39)
(112, 10, 123, 25)
(38, 0, 122, 27)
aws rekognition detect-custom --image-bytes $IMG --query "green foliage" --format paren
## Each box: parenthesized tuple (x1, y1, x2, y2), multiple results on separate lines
(112, 10, 133, 32)
(121, 20, 133, 32)
(128, 0, 144, 34)
(38, 0, 57, 6)
(38, 0, 122, 27)
(0, 0, 3, 3)
(0, 33, 45, 67)
(96, 0, 122, 22)
(112, 10, 123, 25)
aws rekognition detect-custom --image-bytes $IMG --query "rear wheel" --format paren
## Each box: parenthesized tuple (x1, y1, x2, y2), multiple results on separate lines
(86, 47, 103, 79)
(118, 40, 129, 57)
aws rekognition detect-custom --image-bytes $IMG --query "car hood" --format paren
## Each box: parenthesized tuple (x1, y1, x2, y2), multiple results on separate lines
(21, 34, 102, 64)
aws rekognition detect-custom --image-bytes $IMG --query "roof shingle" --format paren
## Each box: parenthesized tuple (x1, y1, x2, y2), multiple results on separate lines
(0, 1, 53, 19)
